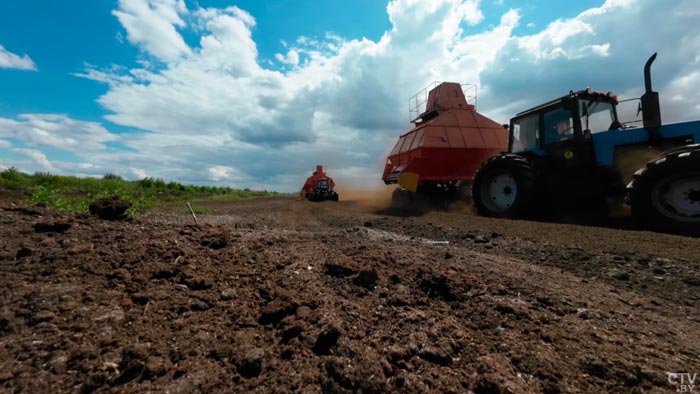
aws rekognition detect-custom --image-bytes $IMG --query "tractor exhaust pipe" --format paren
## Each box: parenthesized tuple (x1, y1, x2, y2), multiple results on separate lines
(641, 52, 661, 138)
(644, 53, 656, 92)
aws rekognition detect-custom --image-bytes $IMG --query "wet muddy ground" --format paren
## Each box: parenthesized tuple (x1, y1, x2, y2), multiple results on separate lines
(1, 197, 698, 393)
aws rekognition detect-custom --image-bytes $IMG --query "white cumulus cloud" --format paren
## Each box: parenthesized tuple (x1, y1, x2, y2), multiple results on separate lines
(0, 44, 37, 71)
(208, 165, 245, 182)
(129, 167, 149, 179)
(0, 114, 119, 154)
(113, 0, 191, 62)
(275, 49, 300, 66)
(13, 148, 54, 171)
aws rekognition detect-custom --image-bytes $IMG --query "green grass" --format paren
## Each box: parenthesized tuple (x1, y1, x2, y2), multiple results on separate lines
(0, 167, 282, 216)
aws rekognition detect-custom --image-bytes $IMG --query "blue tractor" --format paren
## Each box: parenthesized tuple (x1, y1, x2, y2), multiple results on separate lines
(472, 54, 700, 236)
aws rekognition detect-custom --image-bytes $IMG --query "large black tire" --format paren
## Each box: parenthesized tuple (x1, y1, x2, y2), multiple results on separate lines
(391, 187, 429, 215)
(472, 154, 536, 218)
(629, 148, 700, 236)
(391, 187, 407, 208)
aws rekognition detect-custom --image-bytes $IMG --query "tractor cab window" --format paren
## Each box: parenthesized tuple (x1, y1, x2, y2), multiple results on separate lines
(544, 108, 574, 143)
(579, 99, 616, 134)
(316, 179, 329, 190)
(511, 114, 540, 151)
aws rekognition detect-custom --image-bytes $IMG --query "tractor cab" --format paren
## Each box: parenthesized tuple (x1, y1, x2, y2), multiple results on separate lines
(510, 89, 621, 156)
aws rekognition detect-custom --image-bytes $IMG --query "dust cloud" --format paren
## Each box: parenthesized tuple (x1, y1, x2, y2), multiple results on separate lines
(613, 145, 661, 183)
(334, 185, 397, 212)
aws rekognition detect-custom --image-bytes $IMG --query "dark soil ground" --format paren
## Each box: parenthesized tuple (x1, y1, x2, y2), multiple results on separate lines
(1, 196, 698, 393)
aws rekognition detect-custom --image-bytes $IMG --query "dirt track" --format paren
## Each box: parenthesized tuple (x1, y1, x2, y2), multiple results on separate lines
(1, 197, 699, 393)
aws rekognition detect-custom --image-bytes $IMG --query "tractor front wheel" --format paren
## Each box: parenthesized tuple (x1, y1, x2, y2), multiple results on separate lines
(472, 154, 536, 218)
(629, 149, 700, 236)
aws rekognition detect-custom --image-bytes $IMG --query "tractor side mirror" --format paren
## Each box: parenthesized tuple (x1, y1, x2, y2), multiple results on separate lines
(502, 124, 509, 130)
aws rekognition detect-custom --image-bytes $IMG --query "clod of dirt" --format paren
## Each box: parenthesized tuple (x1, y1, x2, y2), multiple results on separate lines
(259, 299, 297, 326)
(418, 345, 452, 366)
(199, 227, 230, 250)
(0, 315, 14, 334)
(89, 196, 132, 220)
(577, 308, 590, 320)
(130, 292, 150, 305)
(15, 247, 33, 259)
(611, 271, 631, 281)
(280, 323, 304, 344)
(0, 372, 13, 384)
(30, 310, 56, 326)
(144, 356, 170, 379)
(114, 360, 146, 386)
(581, 361, 608, 378)
(474, 235, 491, 244)
(352, 270, 378, 289)
(322, 357, 387, 393)
(494, 299, 531, 320)
(179, 272, 214, 291)
(109, 269, 132, 282)
(324, 263, 357, 278)
(313, 325, 341, 355)
(220, 288, 236, 300)
(113, 345, 149, 385)
(236, 348, 264, 378)
(324, 263, 378, 290)
(33, 220, 72, 233)
(474, 377, 503, 394)
(417, 271, 464, 301)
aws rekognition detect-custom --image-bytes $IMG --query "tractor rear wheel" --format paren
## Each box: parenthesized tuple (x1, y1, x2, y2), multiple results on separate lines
(629, 148, 700, 236)
(472, 154, 536, 218)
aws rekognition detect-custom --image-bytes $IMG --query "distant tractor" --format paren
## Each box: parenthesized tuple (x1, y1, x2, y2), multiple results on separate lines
(302, 165, 339, 202)
(472, 53, 700, 236)
(382, 82, 508, 210)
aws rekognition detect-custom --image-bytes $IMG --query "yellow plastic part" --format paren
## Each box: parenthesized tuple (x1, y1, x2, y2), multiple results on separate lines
(398, 172, 419, 192)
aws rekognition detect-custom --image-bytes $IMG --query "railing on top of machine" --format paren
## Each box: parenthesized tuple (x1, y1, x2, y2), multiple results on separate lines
(408, 82, 477, 122)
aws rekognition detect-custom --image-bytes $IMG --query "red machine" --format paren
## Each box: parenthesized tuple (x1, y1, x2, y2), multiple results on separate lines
(382, 82, 508, 207)
(302, 165, 339, 202)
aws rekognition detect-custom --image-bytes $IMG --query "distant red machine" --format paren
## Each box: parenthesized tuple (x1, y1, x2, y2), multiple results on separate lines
(382, 82, 508, 207)
(302, 165, 339, 202)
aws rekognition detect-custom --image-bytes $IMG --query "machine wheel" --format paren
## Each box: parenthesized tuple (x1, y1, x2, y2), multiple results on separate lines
(629, 148, 700, 236)
(391, 187, 428, 214)
(391, 187, 406, 206)
(472, 154, 536, 218)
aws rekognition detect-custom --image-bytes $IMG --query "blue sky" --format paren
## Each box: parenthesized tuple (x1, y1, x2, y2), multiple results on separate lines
(1, 0, 699, 191)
